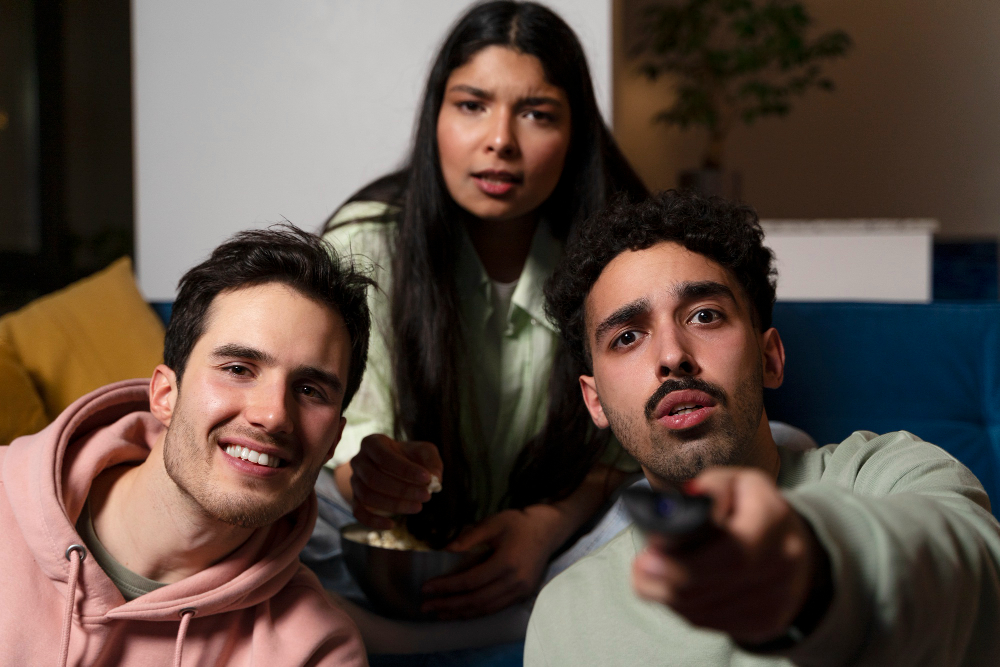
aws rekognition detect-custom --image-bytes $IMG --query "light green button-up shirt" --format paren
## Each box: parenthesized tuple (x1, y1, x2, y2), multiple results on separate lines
(324, 201, 634, 518)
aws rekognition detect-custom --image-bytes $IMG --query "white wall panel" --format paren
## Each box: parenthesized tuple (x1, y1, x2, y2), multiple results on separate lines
(762, 220, 937, 302)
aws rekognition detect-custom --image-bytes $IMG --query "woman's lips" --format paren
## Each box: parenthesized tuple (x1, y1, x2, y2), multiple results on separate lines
(472, 170, 522, 196)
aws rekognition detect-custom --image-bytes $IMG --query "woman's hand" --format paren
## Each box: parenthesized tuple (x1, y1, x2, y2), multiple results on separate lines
(419, 506, 566, 619)
(419, 464, 628, 619)
(348, 433, 443, 530)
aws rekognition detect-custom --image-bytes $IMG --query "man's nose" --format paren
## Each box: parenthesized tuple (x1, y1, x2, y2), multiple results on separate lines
(655, 328, 698, 379)
(486, 109, 519, 159)
(244, 380, 294, 435)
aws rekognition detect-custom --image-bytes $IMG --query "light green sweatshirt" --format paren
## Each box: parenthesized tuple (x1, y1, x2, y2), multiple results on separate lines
(525, 430, 1000, 666)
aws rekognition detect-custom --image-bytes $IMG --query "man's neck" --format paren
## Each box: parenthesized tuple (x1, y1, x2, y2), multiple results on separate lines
(743, 413, 782, 481)
(89, 434, 255, 584)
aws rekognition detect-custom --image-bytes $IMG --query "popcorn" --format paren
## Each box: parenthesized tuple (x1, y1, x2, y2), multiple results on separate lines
(364, 525, 431, 551)
(427, 475, 442, 494)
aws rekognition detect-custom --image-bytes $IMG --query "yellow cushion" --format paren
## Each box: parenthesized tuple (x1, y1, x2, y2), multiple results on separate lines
(0, 341, 48, 446)
(0, 257, 165, 420)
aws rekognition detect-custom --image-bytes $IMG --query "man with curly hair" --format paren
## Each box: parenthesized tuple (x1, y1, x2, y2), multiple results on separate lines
(525, 191, 1000, 666)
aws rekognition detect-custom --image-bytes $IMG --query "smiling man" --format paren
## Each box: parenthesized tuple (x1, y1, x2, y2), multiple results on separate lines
(525, 192, 1000, 666)
(0, 226, 369, 665)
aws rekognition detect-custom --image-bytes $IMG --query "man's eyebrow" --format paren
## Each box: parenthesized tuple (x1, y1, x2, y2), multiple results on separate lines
(296, 366, 344, 396)
(672, 280, 738, 304)
(211, 344, 276, 365)
(593, 298, 650, 345)
(212, 343, 344, 395)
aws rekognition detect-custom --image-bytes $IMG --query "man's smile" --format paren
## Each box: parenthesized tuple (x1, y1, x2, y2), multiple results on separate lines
(216, 433, 293, 477)
(222, 443, 283, 468)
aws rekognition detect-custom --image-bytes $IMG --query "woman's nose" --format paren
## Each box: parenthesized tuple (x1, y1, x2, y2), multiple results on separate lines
(486, 110, 519, 158)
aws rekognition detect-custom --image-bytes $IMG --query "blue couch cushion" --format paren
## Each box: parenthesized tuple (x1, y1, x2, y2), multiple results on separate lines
(765, 302, 1000, 515)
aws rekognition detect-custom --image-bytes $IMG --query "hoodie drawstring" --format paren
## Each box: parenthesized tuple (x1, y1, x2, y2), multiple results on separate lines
(174, 608, 196, 667)
(60, 545, 87, 667)
(58, 544, 196, 667)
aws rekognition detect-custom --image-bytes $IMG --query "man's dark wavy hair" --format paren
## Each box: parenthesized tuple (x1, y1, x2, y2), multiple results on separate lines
(545, 190, 777, 373)
(163, 224, 375, 410)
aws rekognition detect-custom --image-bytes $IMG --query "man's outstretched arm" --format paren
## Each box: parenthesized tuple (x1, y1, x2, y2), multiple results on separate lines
(635, 431, 1000, 666)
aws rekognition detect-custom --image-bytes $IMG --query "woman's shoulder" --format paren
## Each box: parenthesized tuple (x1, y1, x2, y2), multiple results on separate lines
(323, 201, 400, 278)
(328, 200, 400, 227)
(324, 201, 399, 253)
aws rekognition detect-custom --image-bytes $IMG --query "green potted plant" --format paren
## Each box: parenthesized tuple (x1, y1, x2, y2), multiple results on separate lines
(634, 0, 851, 199)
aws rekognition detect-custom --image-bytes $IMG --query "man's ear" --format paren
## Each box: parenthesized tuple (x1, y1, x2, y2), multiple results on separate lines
(149, 364, 179, 427)
(323, 416, 347, 464)
(579, 374, 610, 429)
(760, 327, 785, 389)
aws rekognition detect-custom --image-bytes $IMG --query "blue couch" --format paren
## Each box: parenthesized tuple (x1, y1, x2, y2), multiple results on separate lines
(766, 301, 1000, 516)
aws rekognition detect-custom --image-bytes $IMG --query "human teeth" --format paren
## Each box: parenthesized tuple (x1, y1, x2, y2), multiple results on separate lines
(670, 404, 702, 416)
(223, 444, 281, 468)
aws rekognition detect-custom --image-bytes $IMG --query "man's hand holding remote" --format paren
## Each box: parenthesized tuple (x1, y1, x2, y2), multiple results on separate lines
(632, 467, 830, 646)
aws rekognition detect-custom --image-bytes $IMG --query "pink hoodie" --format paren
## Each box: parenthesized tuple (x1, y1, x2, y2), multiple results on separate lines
(0, 379, 367, 666)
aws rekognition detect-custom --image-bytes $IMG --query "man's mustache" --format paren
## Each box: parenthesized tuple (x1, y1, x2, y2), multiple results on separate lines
(644, 377, 727, 421)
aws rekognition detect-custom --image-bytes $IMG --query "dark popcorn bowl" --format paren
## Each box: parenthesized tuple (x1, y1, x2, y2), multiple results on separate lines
(340, 523, 489, 620)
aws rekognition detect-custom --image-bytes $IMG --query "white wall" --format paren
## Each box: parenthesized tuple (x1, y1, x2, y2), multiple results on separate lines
(133, 0, 612, 300)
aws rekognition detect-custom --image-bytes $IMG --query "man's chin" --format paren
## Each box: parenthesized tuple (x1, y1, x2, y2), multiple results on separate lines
(658, 419, 715, 442)
(208, 500, 289, 529)
(642, 433, 737, 485)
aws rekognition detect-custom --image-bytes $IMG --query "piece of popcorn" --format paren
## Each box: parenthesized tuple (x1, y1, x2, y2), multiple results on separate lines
(427, 475, 442, 494)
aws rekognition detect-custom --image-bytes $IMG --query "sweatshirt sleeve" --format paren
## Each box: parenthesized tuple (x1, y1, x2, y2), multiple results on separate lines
(524, 610, 553, 667)
(780, 431, 1000, 667)
(323, 208, 398, 468)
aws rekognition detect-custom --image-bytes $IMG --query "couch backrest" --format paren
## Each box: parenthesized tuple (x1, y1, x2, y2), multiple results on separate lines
(766, 302, 1000, 516)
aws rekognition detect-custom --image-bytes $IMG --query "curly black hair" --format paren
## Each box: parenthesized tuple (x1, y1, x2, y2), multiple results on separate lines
(544, 190, 777, 373)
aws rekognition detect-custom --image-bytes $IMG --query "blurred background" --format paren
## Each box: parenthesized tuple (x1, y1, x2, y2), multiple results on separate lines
(2, 0, 999, 310)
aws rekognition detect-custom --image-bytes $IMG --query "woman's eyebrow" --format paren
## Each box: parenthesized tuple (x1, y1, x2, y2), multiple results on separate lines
(447, 85, 563, 109)
(518, 95, 563, 107)
(448, 84, 491, 99)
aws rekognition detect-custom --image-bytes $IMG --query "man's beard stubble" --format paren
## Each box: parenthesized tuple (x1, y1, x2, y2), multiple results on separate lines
(162, 405, 312, 530)
(603, 366, 764, 486)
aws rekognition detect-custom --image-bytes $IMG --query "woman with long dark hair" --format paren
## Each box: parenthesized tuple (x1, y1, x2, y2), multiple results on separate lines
(314, 0, 647, 623)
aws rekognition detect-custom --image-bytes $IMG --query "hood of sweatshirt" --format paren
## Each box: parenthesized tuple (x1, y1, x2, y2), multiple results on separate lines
(3, 378, 321, 622)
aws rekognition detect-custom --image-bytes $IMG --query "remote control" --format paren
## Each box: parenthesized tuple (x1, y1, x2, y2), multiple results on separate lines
(622, 487, 717, 551)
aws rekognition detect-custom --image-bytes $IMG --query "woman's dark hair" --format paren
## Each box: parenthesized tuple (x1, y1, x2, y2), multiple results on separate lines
(325, 1, 648, 544)
(164, 224, 375, 411)
(546, 190, 778, 374)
